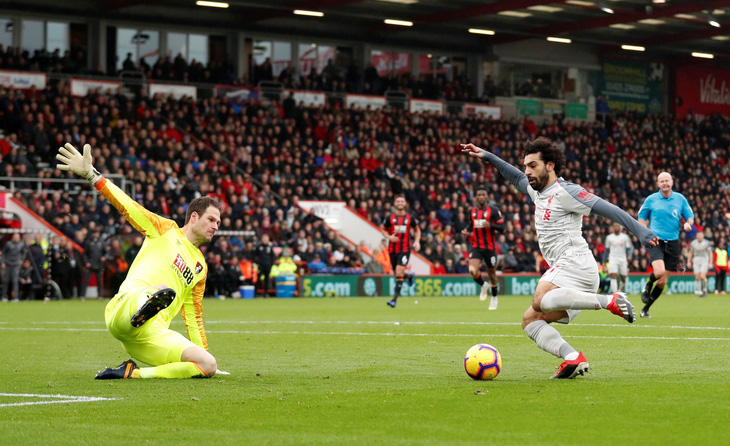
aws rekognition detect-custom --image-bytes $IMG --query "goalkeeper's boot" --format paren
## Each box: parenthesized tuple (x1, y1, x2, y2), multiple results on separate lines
(551, 352, 589, 379)
(131, 287, 176, 328)
(607, 292, 635, 323)
(386, 299, 397, 308)
(95, 359, 138, 380)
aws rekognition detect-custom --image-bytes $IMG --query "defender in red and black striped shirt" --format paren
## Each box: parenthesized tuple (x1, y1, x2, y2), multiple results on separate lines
(380, 194, 421, 308)
(461, 187, 505, 309)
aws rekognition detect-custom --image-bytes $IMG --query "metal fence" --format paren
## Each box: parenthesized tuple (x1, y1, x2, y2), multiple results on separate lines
(0, 174, 134, 197)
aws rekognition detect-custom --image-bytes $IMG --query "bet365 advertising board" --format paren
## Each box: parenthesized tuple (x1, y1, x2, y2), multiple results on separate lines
(301, 274, 720, 297)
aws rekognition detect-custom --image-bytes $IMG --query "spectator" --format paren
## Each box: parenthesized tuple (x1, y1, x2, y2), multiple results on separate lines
(236, 255, 258, 287)
(444, 258, 456, 274)
(254, 234, 275, 297)
(2, 233, 26, 302)
(82, 228, 108, 299)
(455, 257, 469, 274)
(308, 254, 326, 273)
(503, 249, 519, 272)
(432, 260, 446, 275)
(714, 237, 728, 294)
(374, 246, 391, 274)
(125, 235, 143, 266)
(19, 258, 35, 300)
(51, 237, 72, 299)
(122, 52, 136, 72)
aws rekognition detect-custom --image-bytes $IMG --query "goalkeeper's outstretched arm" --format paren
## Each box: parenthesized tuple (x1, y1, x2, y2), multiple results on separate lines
(56, 143, 103, 184)
(56, 143, 176, 239)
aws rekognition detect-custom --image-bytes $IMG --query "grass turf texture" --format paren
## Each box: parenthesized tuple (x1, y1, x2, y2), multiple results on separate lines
(1, 294, 728, 445)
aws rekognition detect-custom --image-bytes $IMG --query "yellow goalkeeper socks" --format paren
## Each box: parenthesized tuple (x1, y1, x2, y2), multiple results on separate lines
(139, 362, 207, 379)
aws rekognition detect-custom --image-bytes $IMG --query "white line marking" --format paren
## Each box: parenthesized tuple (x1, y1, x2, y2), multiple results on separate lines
(0, 393, 119, 408)
(0, 327, 108, 332)
(3, 320, 729, 331)
(2, 326, 728, 341)
(205, 329, 730, 342)
(207, 320, 730, 331)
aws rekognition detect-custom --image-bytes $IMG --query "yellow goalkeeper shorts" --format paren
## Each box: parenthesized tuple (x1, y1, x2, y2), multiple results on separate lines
(104, 287, 196, 366)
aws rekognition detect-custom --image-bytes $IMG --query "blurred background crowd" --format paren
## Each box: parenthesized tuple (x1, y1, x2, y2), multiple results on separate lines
(1, 56, 729, 300)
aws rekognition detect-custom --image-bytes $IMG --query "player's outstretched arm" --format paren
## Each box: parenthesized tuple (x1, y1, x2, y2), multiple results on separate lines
(592, 199, 659, 248)
(56, 143, 175, 238)
(460, 143, 529, 194)
(56, 143, 102, 184)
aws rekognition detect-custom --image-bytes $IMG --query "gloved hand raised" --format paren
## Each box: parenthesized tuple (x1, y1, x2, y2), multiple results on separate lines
(56, 143, 102, 184)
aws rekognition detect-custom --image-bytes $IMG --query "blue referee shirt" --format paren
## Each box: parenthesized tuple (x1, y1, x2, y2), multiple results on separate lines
(637, 191, 694, 241)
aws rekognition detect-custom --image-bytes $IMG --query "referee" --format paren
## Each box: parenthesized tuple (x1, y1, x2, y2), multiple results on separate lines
(637, 172, 695, 318)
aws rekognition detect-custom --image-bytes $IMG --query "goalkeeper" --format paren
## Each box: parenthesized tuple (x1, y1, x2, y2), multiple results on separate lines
(57, 143, 221, 379)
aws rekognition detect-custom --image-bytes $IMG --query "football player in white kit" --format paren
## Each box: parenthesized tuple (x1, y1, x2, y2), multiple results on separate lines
(461, 138, 658, 379)
(688, 231, 712, 297)
(604, 223, 634, 293)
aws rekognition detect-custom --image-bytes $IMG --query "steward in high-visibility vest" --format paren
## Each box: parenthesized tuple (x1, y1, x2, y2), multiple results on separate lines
(238, 259, 258, 284)
(713, 245, 728, 294)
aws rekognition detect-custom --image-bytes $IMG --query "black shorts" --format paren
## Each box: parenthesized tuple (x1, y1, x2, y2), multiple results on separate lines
(647, 240, 681, 272)
(390, 252, 411, 270)
(469, 247, 498, 269)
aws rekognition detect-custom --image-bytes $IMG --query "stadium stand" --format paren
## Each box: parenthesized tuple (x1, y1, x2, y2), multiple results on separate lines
(1, 64, 729, 298)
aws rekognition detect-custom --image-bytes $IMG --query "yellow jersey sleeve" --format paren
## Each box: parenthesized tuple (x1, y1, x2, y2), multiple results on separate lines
(95, 177, 177, 238)
(181, 273, 208, 350)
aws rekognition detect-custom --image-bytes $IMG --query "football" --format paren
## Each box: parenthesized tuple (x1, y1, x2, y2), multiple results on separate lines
(464, 344, 502, 380)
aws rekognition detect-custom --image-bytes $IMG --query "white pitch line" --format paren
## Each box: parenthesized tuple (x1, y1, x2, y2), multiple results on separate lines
(206, 329, 730, 342)
(0, 326, 727, 341)
(205, 320, 730, 331)
(0, 327, 107, 332)
(3, 320, 729, 331)
(0, 393, 118, 408)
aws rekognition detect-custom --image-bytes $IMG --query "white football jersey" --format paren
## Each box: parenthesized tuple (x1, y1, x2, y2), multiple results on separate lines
(605, 232, 632, 262)
(690, 238, 711, 260)
(481, 149, 657, 270)
(526, 179, 595, 267)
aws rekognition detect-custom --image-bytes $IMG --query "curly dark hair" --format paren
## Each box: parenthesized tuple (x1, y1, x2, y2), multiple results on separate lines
(522, 136, 566, 177)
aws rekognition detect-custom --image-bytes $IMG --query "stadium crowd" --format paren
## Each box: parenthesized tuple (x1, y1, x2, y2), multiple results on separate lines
(0, 44, 492, 103)
(1, 68, 729, 300)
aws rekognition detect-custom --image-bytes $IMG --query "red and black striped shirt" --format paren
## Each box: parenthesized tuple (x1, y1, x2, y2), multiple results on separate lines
(468, 205, 504, 251)
(383, 213, 419, 254)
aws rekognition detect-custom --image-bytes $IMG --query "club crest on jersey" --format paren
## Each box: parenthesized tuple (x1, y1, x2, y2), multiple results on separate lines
(195, 262, 203, 274)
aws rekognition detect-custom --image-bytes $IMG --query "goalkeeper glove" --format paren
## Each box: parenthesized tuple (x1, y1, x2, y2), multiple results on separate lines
(56, 143, 102, 185)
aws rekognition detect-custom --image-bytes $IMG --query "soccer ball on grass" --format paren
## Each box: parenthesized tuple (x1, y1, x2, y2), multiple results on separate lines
(464, 343, 502, 380)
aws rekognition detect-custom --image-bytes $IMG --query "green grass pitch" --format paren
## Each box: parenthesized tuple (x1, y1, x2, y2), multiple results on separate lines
(1, 294, 728, 445)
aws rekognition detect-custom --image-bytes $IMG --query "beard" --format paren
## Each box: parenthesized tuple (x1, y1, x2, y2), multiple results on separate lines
(530, 170, 551, 191)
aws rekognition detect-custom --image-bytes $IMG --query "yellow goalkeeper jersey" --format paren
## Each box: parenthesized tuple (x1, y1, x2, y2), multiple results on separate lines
(95, 177, 209, 350)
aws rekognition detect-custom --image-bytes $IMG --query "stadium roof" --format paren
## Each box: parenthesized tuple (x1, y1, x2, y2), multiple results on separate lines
(5, 0, 730, 61)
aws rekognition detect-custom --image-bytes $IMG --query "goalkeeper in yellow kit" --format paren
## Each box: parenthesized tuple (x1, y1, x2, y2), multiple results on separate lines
(57, 143, 221, 379)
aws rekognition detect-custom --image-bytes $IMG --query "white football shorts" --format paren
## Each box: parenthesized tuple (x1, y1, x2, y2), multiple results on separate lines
(608, 259, 628, 276)
(539, 250, 599, 324)
(693, 258, 709, 275)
